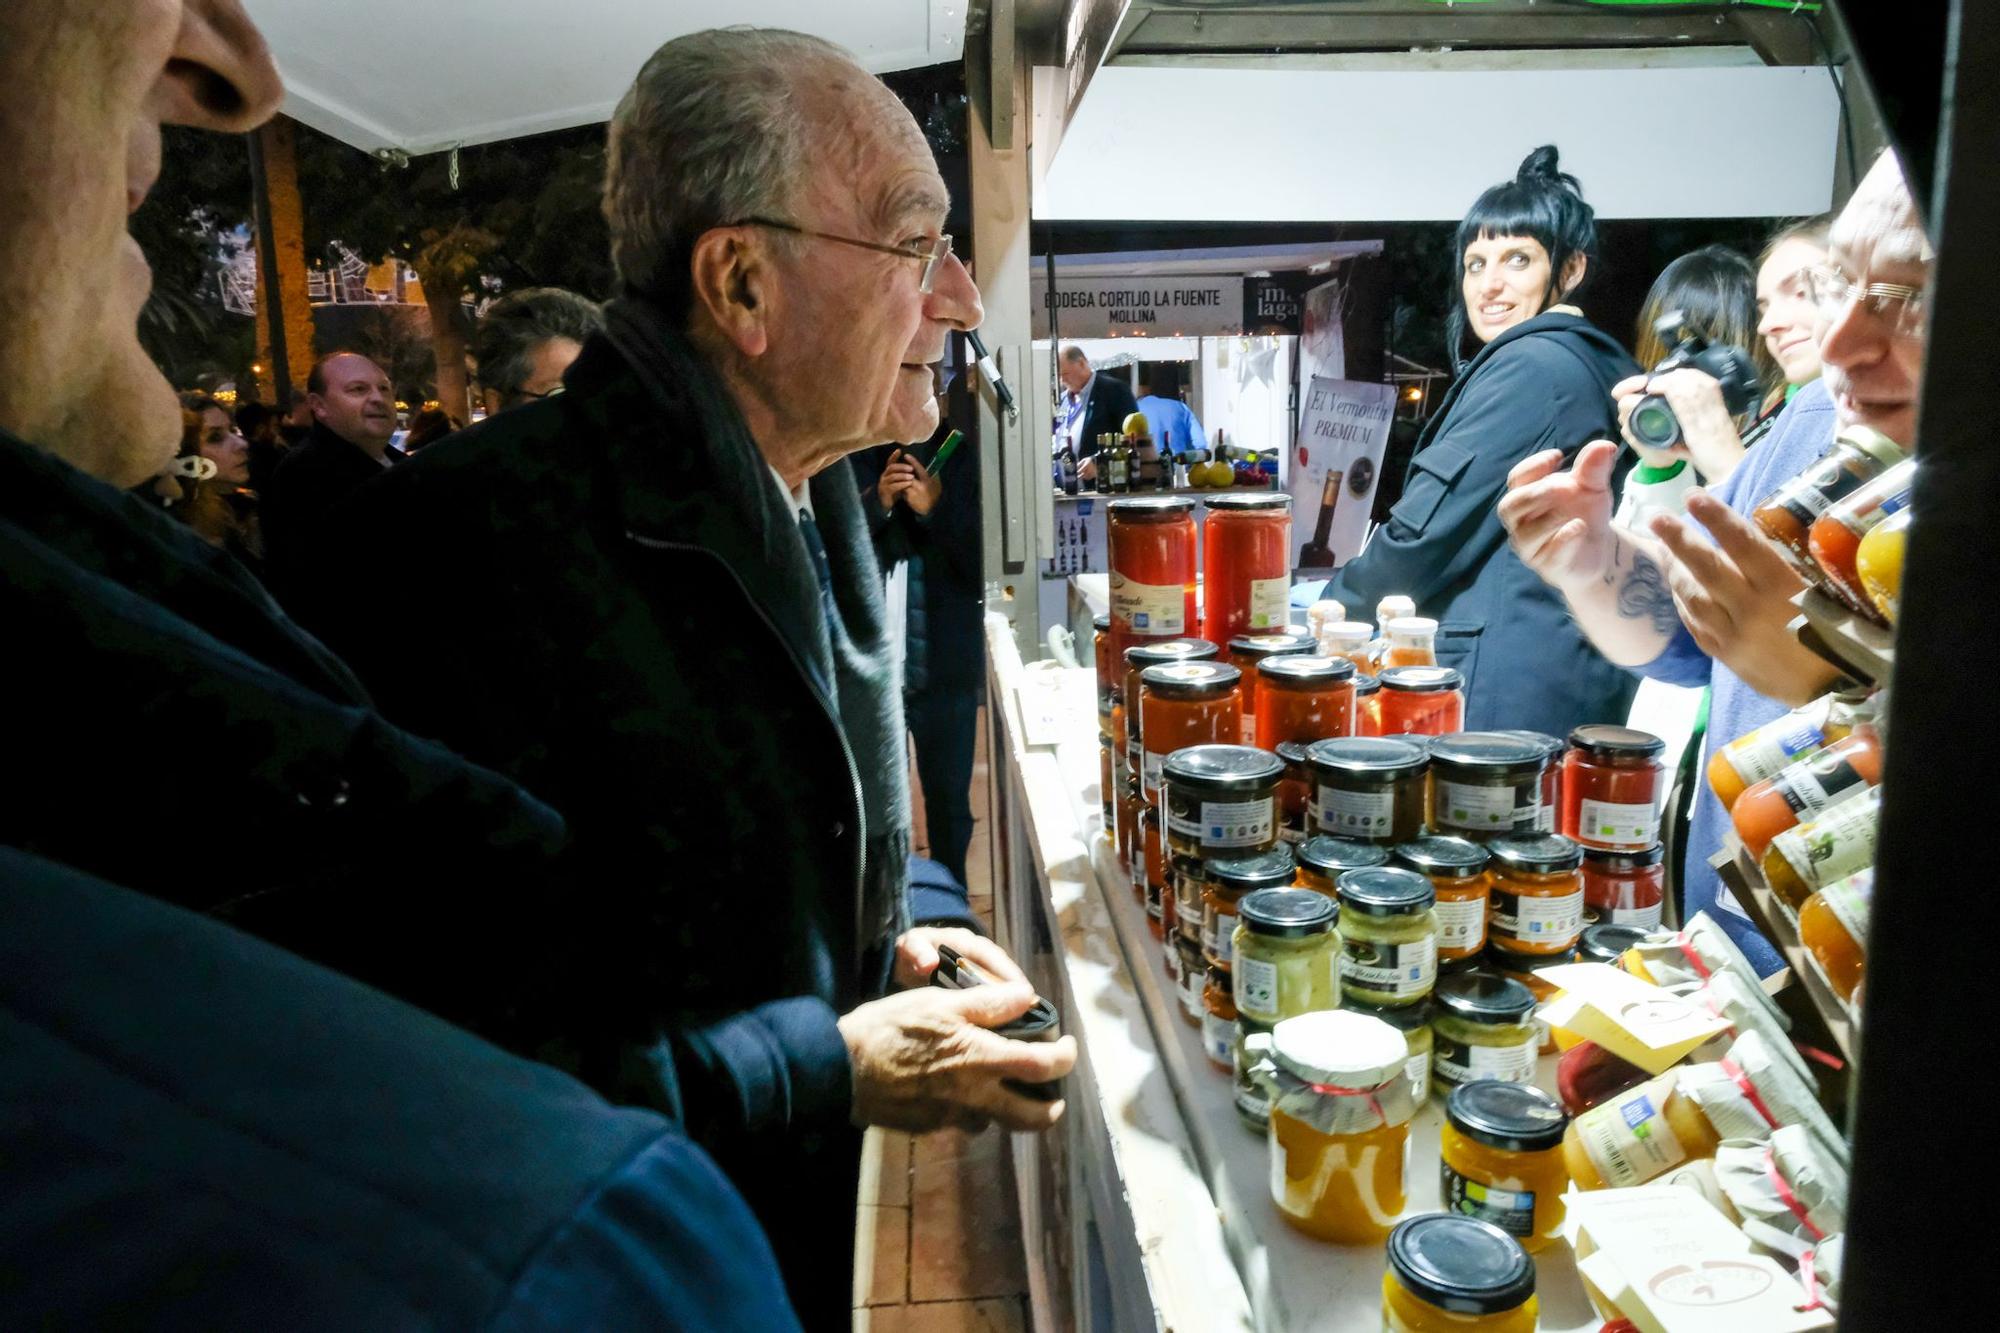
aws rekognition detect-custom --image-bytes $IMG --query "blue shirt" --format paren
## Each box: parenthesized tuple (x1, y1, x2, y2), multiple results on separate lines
(1135, 394, 1207, 454)
(1637, 378, 1839, 975)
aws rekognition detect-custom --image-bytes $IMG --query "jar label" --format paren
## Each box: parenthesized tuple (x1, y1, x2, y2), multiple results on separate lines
(1315, 784, 1395, 838)
(1162, 939, 1181, 985)
(1170, 797, 1276, 849)
(1180, 964, 1206, 1019)
(1441, 1162, 1537, 1240)
(1605, 902, 1663, 931)
(1247, 576, 1291, 631)
(1820, 873, 1872, 948)
(1236, 955, 1280, 1015)
(1436, 779, 1519, 833)
(1434, 895, 1488, 952)
(1578, 797, 1660, 847)
(1535, 801, 1557, 834)
(1774, 758, 1867, 819)
(1771, 796, 1878, 892)
(1722, 713, 1823, 787)
(1239, 714, 1257, 746)
(1492, 886, 1584, 944)
(1404, 1051, 1432, 1106)
(1202, 1010, 1236, 1068)
(1142, 749, 1166, 795)
(1111, 573, 1186, 637)
(1434, 1032, 1537, 1088)
(1203, 904, 1242, 964)
(1577, 1084, 1689, 1188)
(1340, 934, 1437, 996)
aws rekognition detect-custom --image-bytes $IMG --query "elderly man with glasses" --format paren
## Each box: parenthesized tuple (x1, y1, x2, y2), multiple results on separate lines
(292, 28, 1071, 1328)
(1499, 149, 1932, 976)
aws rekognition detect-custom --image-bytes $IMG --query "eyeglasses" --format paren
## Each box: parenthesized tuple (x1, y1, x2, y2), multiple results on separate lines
(726, 217, 954, 293)
(1803, 264, 1928, 338)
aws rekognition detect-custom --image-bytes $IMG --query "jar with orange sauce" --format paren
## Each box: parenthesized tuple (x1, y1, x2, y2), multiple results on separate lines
(1377, 666, 1465, 737)
(1486, 834, 1585, 955)
(1439, 1081, 1571, 1252)
(1228, 632, 1314, 744)
(1380, 616, 1439, 668)
(1808, 457, 1914, 621)
(1091, 612, 1113, 725)
(1354, 673, 1384, 736)
(1138, 661, 1242, 800)
(1750, 424, 1906, 577)
(1381, 1215, 1537, 1332)
(1580, 845, 1665, 931)
(1799, 869, 1870, 1002)
(1254, 654, 1358, 751)
(1163, 745, 1285, 960)
(1393, 836, 1490, 961)
(1296, 834, 1390, 898)
(1732, 730, 1882, 861)
(1123, 638, 1220, 801)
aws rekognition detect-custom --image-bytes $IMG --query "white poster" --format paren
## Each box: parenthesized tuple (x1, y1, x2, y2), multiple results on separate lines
(1290, 376, 1395, 573)
(1299, 276, 1347, 386)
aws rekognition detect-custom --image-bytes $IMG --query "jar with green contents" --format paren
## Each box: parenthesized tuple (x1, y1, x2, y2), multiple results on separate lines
(1203, 844, 1298, 969)
(1336, 867, 1438, 1007)
(1349, 996, 1435, 1106)
(1296, 834, 1390, 898)
(1306, 737, 1430, 843)
(1231, 888, 1341, 1025)
(1431, 973, 1540, 1095)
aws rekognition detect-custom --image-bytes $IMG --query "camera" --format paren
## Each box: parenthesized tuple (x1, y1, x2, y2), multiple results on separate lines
(1627, 312, 1763, 452)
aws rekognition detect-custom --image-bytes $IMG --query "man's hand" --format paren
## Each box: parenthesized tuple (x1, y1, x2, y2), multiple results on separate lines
(1613, 370, 1748, 482)
(839, 983, 1078, 1133)
(876, 448, 913, 514)
(1076, 455, 1097, 482)
(883, 450, 943, 516)
(1646, 490, 1841, 705)
(893, 926, 1027, 989)
(1498, 441, 1621, 595)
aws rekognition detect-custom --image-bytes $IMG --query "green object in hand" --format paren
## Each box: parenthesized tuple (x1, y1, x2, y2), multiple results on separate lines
(929, 429, 963, 475)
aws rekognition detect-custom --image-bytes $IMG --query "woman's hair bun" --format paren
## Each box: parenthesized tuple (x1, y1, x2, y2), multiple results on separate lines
(1517, 144, 1582, 196)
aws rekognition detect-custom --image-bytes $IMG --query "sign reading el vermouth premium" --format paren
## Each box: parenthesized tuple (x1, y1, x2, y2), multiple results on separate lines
(1031, 274, 1245, 339)
(1291, 376, 1395, 573)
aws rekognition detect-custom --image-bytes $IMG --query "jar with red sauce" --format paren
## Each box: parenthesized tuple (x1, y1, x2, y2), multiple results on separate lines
(1203, 493, 1293, 651)
(1354, 673, 1383, 737)
(1138, 661, 1243, 802)
(1107, 496, 1199, 668)
(1255, 654, 1358, 752)
(1376, 666, 1465, 737)
(1559, 726, 1665, 852)
(1228, 633, 1315, 744)
(1486, 834, 1586, 956)
(1123, 639, 1219, 801)
(1580, 845, 1666, 931)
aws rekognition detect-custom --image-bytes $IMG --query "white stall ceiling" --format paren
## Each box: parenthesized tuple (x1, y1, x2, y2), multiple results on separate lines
(1038, 64, 1838, 222)
(248, 0, 966, 154)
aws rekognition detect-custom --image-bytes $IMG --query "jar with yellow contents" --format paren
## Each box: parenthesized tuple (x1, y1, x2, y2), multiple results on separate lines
(1381, 1215, 1538, 1332)
(1440, 1081, 1571, 1252)
(1251, 1010, 1416, 1244)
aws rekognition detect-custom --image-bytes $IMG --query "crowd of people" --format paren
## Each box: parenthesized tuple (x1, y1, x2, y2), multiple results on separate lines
(0, 0, 1933, 1327)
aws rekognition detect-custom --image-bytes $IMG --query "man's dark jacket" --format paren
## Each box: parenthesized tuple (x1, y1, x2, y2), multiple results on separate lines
(0, 846, 799, 1331)
(1326, 310, 1641, 735)
(1073, 370, 1138, 459)
(293, 307, 911, 1329)
(261, 419, 401, 588)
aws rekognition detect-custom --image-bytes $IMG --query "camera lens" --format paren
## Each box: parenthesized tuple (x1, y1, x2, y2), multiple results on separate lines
(1629, 395, 1681, 449)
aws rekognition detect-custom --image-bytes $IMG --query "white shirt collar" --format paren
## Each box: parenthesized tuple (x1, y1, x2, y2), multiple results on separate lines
(767, 462, 813, 519)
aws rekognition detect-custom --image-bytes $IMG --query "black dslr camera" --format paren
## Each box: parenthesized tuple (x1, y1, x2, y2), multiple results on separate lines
(1627, 312, 1763, 452)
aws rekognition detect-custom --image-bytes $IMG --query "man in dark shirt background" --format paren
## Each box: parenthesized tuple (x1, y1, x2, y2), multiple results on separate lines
(261, 350, 402, 586)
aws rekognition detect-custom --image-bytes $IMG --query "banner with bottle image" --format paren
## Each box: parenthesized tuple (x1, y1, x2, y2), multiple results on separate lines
(1290, 376, 1395, 573)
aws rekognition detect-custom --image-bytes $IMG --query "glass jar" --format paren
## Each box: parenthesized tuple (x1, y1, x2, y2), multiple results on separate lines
(1202, 964, 1238, 1071)
(1349, 996, 1435, 1106)
(1116, 777, 1141, 880)
(1856, 504, 1909, 624)
(1296, 834, 1391, 898)
(1137, 659, 1241, 802)
(1098, 733, 1116, 835)
(1375, 594, 1417, 630)
(1139, 804, 1168, 931)
(1307, 736, 1429, 844)
(1381, 1215, 1537, 1333)
(1799, 869, 1870, 1002)
(1336, 867, 1438, 1007)
(1752, 424, 1907, 576)
(1440, 1082, 1571, 1253)
(1254, 654, 1358, 751)
(1561, 1071, 1721, 1190)
(1705, 695, 1833, 813)
(1381, 616, 1439, 669)
(1204, 844, 1298, 969)
(1762, 786, 1879, 913)
(1554, 1039, 1652, 1116)
(1203, 492, 1293, 650)
(1354, 673, 1383, 737)
(1427, 733, 1550, 841)
(1486, 834, 1585, 955)
(1560, 725, 1665, 851)
(1092, 611, 1114, 720)
(1258, 1010, 1416, 1244)
(1377, 666, 1466, 737)
(1581, 845, 1665, 931)
(1123, 638, 1220, 799)
(1486, 937, 1578, 1055)
(1164, 744, 1284, 952)
(1231, 887, 1341, 1024)
(1172, 933, 1206, 1024)
(1578, 922, 1654, 965)
(1431, 973, 1540, 1095)
(1275, 741, 1314, 846)
(1234, 1014, 1274, 1131)
(1106, 495, 1198, 670)
(1307, 597, 1348, 639)
(1809, 457, 1914, 622)
(1392, 836, 1490, 961)
(1318, 620, 1376, 673)
(1732, 730, 1882, 860)
(1227, 632, 1314, 743)
(1493, 730, 1564, 832)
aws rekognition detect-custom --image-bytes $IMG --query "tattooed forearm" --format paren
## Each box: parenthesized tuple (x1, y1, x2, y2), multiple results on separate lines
(1616, 547, 1680, 637)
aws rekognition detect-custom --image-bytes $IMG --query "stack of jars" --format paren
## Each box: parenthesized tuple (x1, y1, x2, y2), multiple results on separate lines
(1559, 725, 1669, 934)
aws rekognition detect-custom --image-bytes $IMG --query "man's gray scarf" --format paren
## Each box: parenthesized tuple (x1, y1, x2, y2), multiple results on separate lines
(603, 297, 912, 965)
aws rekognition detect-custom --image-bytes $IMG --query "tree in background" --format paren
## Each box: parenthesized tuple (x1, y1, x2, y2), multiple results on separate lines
(131, 126, 256, 391)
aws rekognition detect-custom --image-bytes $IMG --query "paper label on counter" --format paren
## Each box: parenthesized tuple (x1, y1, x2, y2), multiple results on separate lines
(1237, 955, 1280, 1015)
(1340, 934, 1436, 997)
(1111, 574, 1186, 637)
(1578, 797, 1660, 847)
(1771, 795, 1878, 892)
(1578, 1081, 1690, 1187)
(1315, 784, 1395, 838)
(1434, 895, 1488, 952)
(1441, 1163, 1537, 1240)
(1435, 780, 1518, 834)
(1247, 576, 1292, 632)
(1434, 1033, 1537, 1088)
(1538, 963, 1732, 1072)
(1169, 797, 1275, 849)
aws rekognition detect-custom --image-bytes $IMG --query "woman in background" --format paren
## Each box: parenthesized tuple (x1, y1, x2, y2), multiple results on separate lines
(150, 396, 263, 569)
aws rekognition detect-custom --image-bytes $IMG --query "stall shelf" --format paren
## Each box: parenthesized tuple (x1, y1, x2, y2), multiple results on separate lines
(1790, 586, 1895, 687)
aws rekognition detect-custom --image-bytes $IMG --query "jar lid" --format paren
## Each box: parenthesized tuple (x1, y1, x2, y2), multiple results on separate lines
(1565, 724, 1665, 761)
(1438, 952, 1486, 978)
(1488, 833, 1584, 874)
(1579, 923, 1654, 964)
(1204, 844, 1298, 892)
(1107, 495, 1195, 516)
(1582, 844, 1666, 871)
(1427, 732, 1549, 777)
(1492, 728, 1565, 760)
(1335, 866, 1436, 916)
(1274, 739, 1312, 767)
(1378, 665, 1464, 694)
(1319, 620, 1374, 645)
(1485, 937, 1577, 974)
(1835, 423, 1907, 470)
(1305, 736, 1428, 781)
(1434, 972, 1537, 1025)
(1269, 1009, 1406, 1087)
(1346, 995, 1433, 1033)
(1139, 661, 1242, 699)
(1093, 613, 1110, 631)
(1238, 887, 1338, 938)
(1386, 1215, 1536, 1316)
(1297, 835, 1391, 876)
(1393, 836, 1490, 876)
(1205, 492, 1292, 511)
(1257, 654, 1357, 685)
(1229, 632, 1314, 660)
(1446, 1081, 1569, 1153)
(1377, 595, 1417, 620)
(1354, 672, 1381, 697)
(1384, 616, 1438, 637)
(1124, 637, 1218, 670)
(1161, 743, 1284, 794)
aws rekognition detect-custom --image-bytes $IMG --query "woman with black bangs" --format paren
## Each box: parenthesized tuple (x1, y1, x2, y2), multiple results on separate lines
(1324, 145, 1640, 735)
